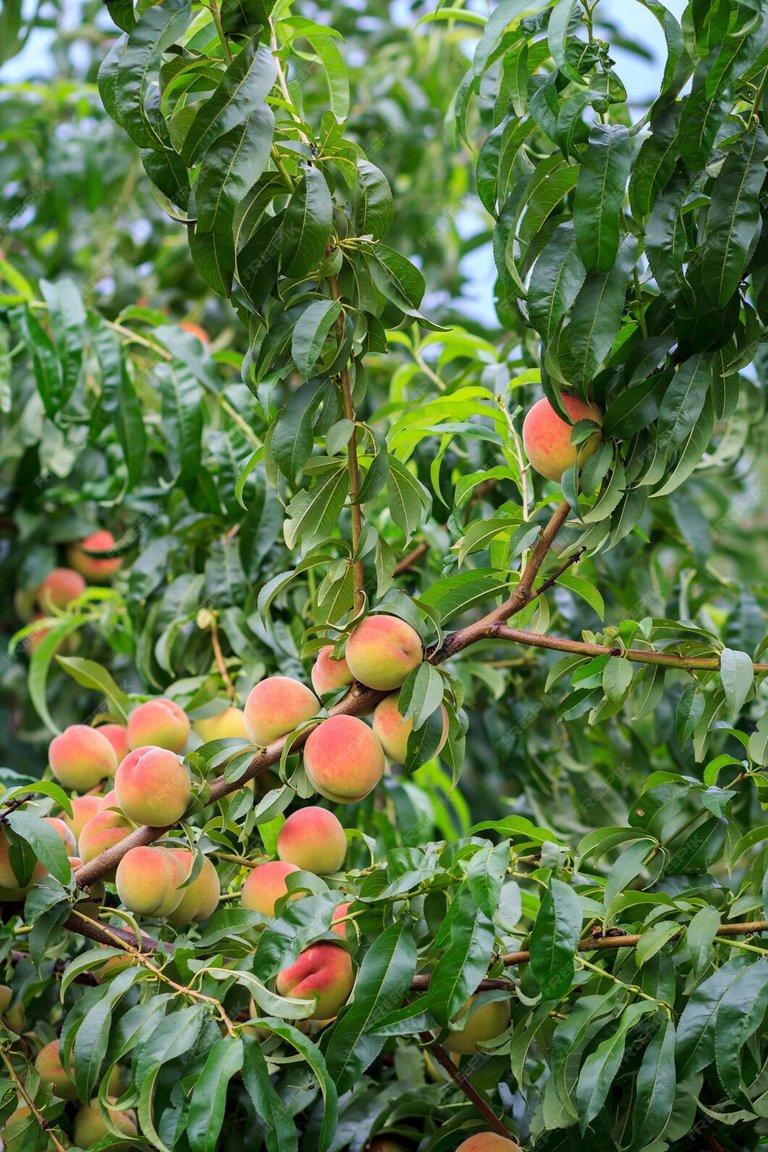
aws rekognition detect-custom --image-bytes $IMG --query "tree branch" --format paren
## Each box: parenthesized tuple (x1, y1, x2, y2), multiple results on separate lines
(419, 1033, 512, 1138)
(393, 540, 428, 576)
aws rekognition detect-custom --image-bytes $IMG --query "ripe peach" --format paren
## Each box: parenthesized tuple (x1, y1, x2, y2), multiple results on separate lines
(167, 849, 221, 924)
(34, 1039, 77, 1101)
(62, 794, 103, 841)
(241, 860, 300, 917)
(180, 321, 210, 345)
(277, 807, 347, 875)
(99, 789, 119, 811)
(115, 745, 192, 827)
(98, 723, 129, 764)
(37, 567, 87, 611)
(0, 827, 46, 892)
(372, 693, 448, 764)
(193, 706, 248, 743)
(311, 646, 353, 696)
(345, 615, 423, 691)
(243, 677, 319, 746)
(66, 529, 122, 581)
(116, 846, 185, 917)
(44, 816, 76, 855)
(331, 901, 351, 938)
(276, 942, 354, 1020)
(455, 1135, 521, 1152)
(522, 393, 603, 481)
(48, 725, 118, 791)
(126, 697, 190, 754)
(73, 1098, 137, 1148)
(303, 715, 385, 803)
(78, 809, 134, 865)
(443, 996, 511, 1055)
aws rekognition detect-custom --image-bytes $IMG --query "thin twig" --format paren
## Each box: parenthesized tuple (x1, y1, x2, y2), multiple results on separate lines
(419, 1033, 512, 1138)
(393, 540, 428, 576)
(210, 616, 237, 700)
(0, 1049, 68, 1152)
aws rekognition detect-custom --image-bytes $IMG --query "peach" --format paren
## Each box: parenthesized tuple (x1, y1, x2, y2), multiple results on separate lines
(241, 860, 300, 917)
(0, 827, 46, 892)
(303, 715, 385, 803)
(99, 789, 119, 811)
(368, 1140, 408, 1152)
(311, 646, 353, 696)
(66, 529, 122, 581)
(63, 794, 103, 841)
(522, 393, 603, 481)
(443, 996, 511, 1056)
(98, 723, 129, 764)
(73, 1098, 137, 1148)
(115, 745, 192, 827)
(48, 725, 118, 791)
(193, 706, 248, 743)
(0, 985, 12, 1014)
(277, 807, 347, 874)
(116, 846, 185, 917)
(244, 677, 319, 746)
(0, 986, 24, 1032)
(35, 1039, 77, 1101)
(331, 901, 351, 939)
(372, 693, 448, 764)
(14, 586, 38, 622)
(37, 567, 87, 611)
(180, 321, 210, 345)
(276, 942, 354, 1020)
(78, 809, 134, 865)
(44, 816, 76, 855)
(127, 697, 190, 754)
(455, 1135, 521, 1152)
(167, 849, 221, 924)
(345, 615, 423, 691)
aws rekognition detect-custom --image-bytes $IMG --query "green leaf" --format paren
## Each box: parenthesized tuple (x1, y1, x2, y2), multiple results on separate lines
(576, 1002, 656, 1130)
(386, 456, 431, 539)
(675, 954, 752, 1079)
(291, 299, 342, 380)
(55, 657, 131, 721)
(427, 894, 496, 1026)
(720, 647, 754, 722)
(325, 922, 416, 1093)
(6, 811, 70, 884)
(566, 234, 637, 388)
(39, 278, 86, 407)
(678, 56, 731, 170)
(281, 166, 334, 278)
(271, 379, 325, 484)
(241, 1037, 298, 1152)
(530, 877, 582, 1000)
(529, 223, 587, 342)
(181, 39, 277, 165)
(573, 123, 631, 273)
(656, 354, 711, 450)
(194, 107, 275, 235)
(548, 0, 582, 84)
(398, 663, 444, 731)
(419, 569, 511, 622)
(284, 466, 348, 549)
(370, 246, 426, 314)
(601, 656, 633, 704)
(354, 160, 394, 240)
(632, 1017, 676, 1145)
(653, 390, 714, 497)
(701, 127, 768, 308)
(187, 1038, 244, 1152)
(71, 967, 143, 1099)
(714, 957, 768, 1103)
(250, 1019, 338, 1152)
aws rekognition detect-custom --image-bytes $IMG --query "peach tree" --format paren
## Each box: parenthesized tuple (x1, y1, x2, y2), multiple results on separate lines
(2, 1, 768, 1151)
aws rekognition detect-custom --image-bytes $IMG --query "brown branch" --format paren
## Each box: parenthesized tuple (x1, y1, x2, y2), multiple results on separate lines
(490, 625, 768, 673)
(210, 616, 237, 700)
(419, 1033, 511, 1138)
(0, 1049, 68, 1152)
(394, 540, 428, 576)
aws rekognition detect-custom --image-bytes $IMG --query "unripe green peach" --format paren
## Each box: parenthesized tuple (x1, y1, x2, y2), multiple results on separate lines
(73, 1098, 137, 1149)
(275, 942, 354, 1019)
(241, 860, 301, 917)
(34, 1039, 77, 1101)
(455, 1134, 521, 1152)
(244, 676, 319, 746)
(78, 809, 134, 866)
(303, 716, 385, 804)
(126, 697, 190, 754)
(372, 693, 448, 764)
(37, 567, 87, 611)
(522, 393, 603, 482)
(115, 745, 192, 827)
(345, 615, 423, 691)
(193, 706, 248, 743)
(62, 794, 103, 842)
(167, 849, 221, 924)
(0, 986, 24, 1032)
(311, 646, 353, 696)
(442, 996, 511, 1055)
(277, 807, 347, 875)
(0, 985, 12, 1014)
(115, 846, 186, 917)
(0, 827, 46, 892)
(48, 724, 118, 791)
(98, 723, 129, 764)
(66, 529, 122, 582)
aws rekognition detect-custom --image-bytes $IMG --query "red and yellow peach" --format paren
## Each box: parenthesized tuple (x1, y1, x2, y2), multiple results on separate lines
(167, 849, 221, 924)
(443, 995, 511, 1055)
(66, 530, 122, 581)
(126, 697, 190, 754)
(73, 1098, 137, 1149)
(303, 716, 385, 803)
(115, 846, 185, 917)
(37, 567, 86, 611)
(277, 807, 347, 875)
(115, 745, 192, 827)
(193, 706, 248, 743)
(345, 615, 423, 691)
(275, 942, 355, 1020)
(240, 860, 300, 917)
(48, 725, 118, 791)
(244, 677, 319, 746)
(455, 1135, 521, 1152)
(372, 693, 448, 764)
(522, 393, 603, 482)
(311, 646, 353, 696)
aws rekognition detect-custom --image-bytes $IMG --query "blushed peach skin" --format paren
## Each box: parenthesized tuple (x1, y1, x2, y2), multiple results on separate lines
(167, 849, 221, 924)
(98, 723, 129, 764)
(48, 724, 118, 791)
(66, 529, 122, 581)
(193, 706, 248, 743)
(521, 393, 603, 482)
(345, 614, 423, 691)
(115, 846, 185, 917)
(37, 567, 86, 611)
(442, 995, 511, 1056)
(241, 860, 300, 917)
(275, 942, 354, 1019)
(311, 646, 353, 696)
(44, 816, 76, 856)
(455, 1135, 521, 1152)
(331, 901, 351, 938)
(0, 827, 47, 892)
(372, 693, 449, 764)
(35, 1040, 78, 1100)
(78, 809, 134, 866)
(303, 715, 385, 803)
(244, 676, 319, 746)
(63, 794, 103, 841)
(277, 807, 347, 874)
(367, 1140, 408, 1152)
(126, 697, 190, 754)
(115, 745, 192, 827)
